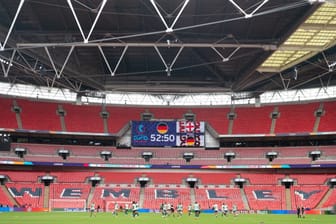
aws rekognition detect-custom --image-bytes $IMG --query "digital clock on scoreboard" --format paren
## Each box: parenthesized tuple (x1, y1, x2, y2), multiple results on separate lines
(131, 121, 204, 147)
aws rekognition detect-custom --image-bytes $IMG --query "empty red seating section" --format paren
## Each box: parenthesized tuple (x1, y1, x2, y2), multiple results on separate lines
(275, 103, 318, 133)
(0, 98, 17, 129)
(318, 101, 336, 132)
(16, 99, 61, 131)
(106, 106, 143, 133)
(184, 107, 231, 134)
(2, 171, 43, 182)
(50, 172, 94, 183)
(0, 170, 334, 210)
(244, 185, 286, 210)
(63, 104, 104, 133)
(232, 107, 273, 134)
(289, 174, 330, 185)
(241, 174, 284, 185)
(1, 97, 336, 134)
(147, 172, 189, 184)
(6, 182, 44, 208)
(98, 172, 239, 185)
(98, 172, 141, 184)
(194, 173, 236, 185)
(0, 187, 14, 206)
(321, 189, 336, 208)
(291, 185, 328, 209)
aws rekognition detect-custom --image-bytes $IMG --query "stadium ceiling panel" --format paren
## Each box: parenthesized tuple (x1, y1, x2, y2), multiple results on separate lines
(259, 2, 336, 73)
(0, 0, 336, 95)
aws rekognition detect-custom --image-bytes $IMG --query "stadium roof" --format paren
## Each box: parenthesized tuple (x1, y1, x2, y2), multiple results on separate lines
(0, 0, 336, 96)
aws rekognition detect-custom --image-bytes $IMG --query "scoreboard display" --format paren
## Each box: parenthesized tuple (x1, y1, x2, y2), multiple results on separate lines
(131, 121, 205, 147)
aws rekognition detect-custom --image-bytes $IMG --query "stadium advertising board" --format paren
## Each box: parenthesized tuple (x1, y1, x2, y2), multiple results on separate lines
(131, 121, 205, 147)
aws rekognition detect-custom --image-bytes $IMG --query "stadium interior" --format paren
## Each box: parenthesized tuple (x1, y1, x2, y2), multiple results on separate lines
(0, 0, 336, 214)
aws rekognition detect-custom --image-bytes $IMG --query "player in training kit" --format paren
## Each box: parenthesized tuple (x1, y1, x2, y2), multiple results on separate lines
(90, 202, 96, 217)
(213, 203, 219, 217)
(193, 202, 200, 218)
(177, 203, 183, 217)
(132, 201, 139, 218)
(221, 203, 228, 217)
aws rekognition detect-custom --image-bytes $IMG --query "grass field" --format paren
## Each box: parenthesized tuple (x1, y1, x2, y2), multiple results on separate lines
(0, 212, 334, 224)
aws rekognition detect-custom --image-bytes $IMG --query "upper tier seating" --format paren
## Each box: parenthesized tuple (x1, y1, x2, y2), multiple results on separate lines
(318, 101, 336, 132)
(1, 97, 335, 134)
(16, 99, 61, 131)
(0, 98, 17, 129)
(274, 103, 319, 133)
(63, 104, 104, 133)
(232, 106, 273, 134)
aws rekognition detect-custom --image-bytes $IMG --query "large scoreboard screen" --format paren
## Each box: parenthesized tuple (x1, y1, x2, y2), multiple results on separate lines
(131, 121, 205, 147)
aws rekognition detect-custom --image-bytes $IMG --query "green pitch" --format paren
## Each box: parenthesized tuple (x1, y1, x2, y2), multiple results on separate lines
(0, 212, 334, 224)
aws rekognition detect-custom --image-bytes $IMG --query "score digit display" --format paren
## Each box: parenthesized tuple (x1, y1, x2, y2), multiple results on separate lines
(131, 121, 205, 147)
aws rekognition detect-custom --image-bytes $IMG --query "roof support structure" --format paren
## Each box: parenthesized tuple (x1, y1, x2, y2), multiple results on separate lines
(154, 46, 170, 75)
(279, 72, 291, 90)
(150, 0, 190, 33)
(1, 49, 16, 77)
(98, 45, 129, 76)
(67, 0, 107, 43)
(17, 42, 276, 50)
(212, 46, 241, 62)
(112, 46, 128, 76)
(229, 0, 269, 18)
(58, 46, 75, 79)
(98, 46, 113, 76)
(154, 46, 184, 76)
(17, 50, 34, 71)
(170, 46, 184, 72)
(44, 46, 75, 79)
(322, 52, 336, 72)
(0, 0, 25, 51)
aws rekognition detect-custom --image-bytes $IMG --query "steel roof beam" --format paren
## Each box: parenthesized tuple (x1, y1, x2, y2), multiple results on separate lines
(1, 49, 16, 77)
(212, 46, 241, 62)
(98, 45, 129, 76)
(150, 0, 190, 33)
(229, 0, 269, 19)
(154, 46, 184, 76)
(17, 42, 277, 50)
(0, 0, 25, 51)
(67, 0, 107, 43)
